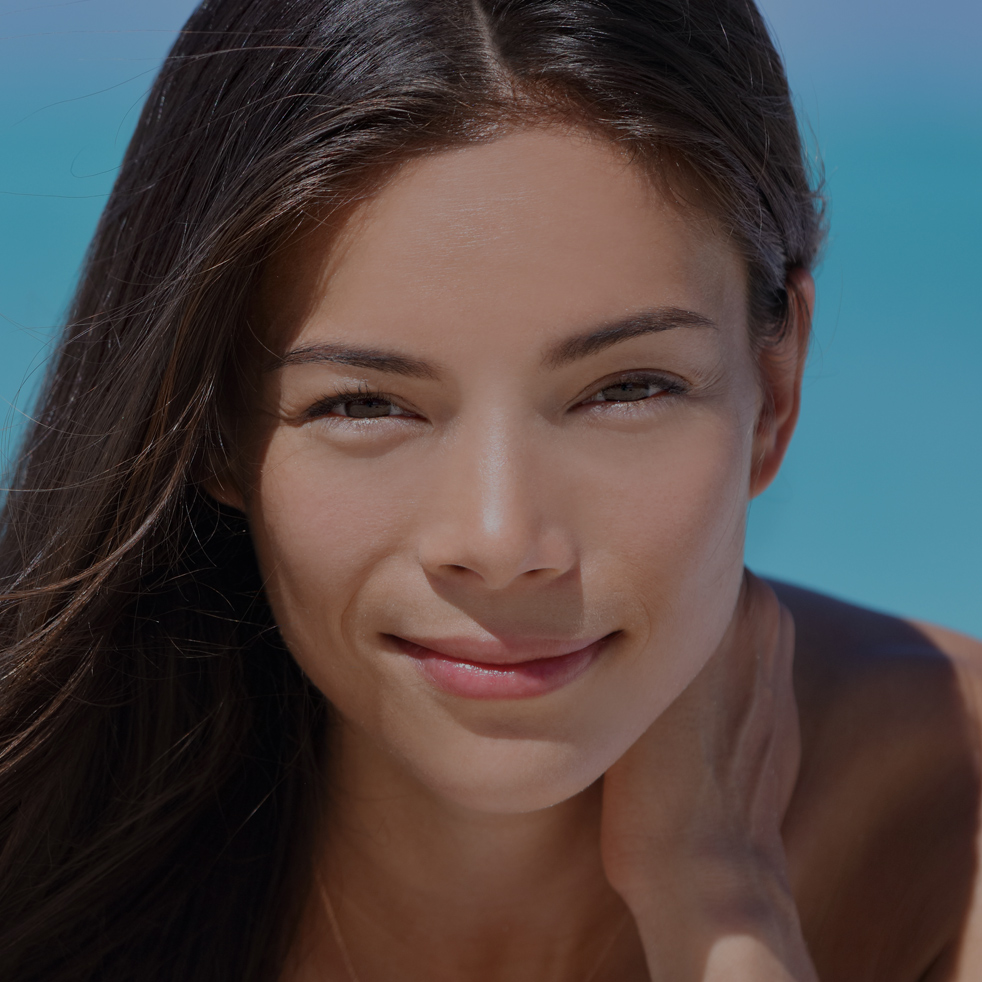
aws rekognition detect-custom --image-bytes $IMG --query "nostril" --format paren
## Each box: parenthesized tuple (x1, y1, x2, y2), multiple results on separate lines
(441, 563, 555, 580)
(440, 564, 478, 578)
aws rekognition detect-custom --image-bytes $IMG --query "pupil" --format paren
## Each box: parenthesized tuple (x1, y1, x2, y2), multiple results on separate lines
(603, 382, 649, 401)
(347, 398, 391, 418)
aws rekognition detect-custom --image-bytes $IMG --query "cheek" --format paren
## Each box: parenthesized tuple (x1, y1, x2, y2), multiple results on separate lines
(245, 434, 414, 682)
(572, 405, 753, 706)
(577, 404, 752, 584)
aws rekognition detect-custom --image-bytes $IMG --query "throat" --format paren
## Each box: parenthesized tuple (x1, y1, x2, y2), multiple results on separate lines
(287, 726, 647, 982)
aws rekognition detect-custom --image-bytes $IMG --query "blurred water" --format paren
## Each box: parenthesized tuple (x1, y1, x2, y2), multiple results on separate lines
(747, 103, 982, 632)
(747, 0, 982, 633)
(1, 0, 979, 634)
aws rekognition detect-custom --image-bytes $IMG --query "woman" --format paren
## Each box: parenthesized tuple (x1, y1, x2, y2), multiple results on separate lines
(0, 0, 979, 979)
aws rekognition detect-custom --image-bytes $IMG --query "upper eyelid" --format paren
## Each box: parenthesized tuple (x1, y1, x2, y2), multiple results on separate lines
(314, 384, 396, 406)
(593, 369, 681, 388)
(574, 369, 688, 401)
(301, 387, 418, 421)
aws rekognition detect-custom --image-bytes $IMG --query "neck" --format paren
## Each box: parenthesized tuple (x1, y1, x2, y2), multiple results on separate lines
(294, 720, 644, 982)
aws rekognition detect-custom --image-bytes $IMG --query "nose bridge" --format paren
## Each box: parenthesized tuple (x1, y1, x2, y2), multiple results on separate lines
(418, 407, 572, 586)
(472, 411, 521, 543)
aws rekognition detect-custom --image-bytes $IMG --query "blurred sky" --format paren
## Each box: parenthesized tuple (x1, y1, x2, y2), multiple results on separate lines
(1, 0, 980, 634)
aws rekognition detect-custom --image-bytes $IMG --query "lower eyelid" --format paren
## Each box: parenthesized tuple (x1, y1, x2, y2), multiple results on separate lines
(587, 394, 665, 408)
(311, 407, 421, 425)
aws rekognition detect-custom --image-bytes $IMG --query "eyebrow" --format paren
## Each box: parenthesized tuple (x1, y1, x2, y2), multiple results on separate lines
(270, 306, 716, 378)
(543, 307, 717, 369)
(269, 343, 440, 379)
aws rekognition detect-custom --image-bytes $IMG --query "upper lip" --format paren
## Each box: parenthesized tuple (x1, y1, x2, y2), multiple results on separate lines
(391, 634, 612, 665)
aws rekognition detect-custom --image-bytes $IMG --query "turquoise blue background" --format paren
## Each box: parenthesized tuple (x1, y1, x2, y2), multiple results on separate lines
(1, 1, 980, 635)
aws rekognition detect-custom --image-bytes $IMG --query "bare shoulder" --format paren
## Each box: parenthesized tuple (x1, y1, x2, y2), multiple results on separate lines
(910, 617, 982, 676)
(766, 580, 982, 982)
(768, 578, 982, 743)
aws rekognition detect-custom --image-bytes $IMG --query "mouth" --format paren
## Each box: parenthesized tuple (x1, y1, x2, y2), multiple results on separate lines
(389, 634, 616, 700)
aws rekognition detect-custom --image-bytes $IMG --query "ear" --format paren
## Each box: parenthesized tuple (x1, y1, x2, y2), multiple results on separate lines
(749, 267, 814, 498)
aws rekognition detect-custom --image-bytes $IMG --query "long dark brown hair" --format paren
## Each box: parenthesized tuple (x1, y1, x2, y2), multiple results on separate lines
(0, 1, 824, 978)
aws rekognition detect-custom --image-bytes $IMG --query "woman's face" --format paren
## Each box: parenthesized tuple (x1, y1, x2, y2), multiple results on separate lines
(226, 127, 799, 813)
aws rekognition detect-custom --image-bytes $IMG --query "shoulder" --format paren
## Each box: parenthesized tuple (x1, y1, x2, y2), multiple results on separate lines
(768, 578, 982, 751)
(766, 579, 982, 982)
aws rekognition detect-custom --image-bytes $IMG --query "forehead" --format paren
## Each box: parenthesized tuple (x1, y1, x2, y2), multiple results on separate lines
(260, 127, 748, 357)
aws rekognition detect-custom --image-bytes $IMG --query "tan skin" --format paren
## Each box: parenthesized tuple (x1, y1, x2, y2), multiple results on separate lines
(209, 127, 982, 981)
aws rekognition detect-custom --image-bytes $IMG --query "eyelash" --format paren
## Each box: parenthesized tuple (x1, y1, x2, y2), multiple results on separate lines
(300, 372, 689, 423)
(577, 372, 689, 408)
(298, 383, 414, 422)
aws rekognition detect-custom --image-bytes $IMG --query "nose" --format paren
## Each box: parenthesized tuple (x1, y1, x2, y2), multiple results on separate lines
(416, 413, 577, 590)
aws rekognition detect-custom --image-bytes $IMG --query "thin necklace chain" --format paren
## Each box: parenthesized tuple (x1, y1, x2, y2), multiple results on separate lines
(316, 871, 629, 982)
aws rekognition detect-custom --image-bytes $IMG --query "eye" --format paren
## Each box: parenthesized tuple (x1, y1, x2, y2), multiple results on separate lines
(589, 380, 660, 403)
(579, 372, 686, 407)
(331, 396, 410, 418)
(300, 389, 418, 422)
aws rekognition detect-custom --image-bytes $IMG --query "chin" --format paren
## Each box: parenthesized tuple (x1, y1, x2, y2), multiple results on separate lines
(394, 728, 622, 815)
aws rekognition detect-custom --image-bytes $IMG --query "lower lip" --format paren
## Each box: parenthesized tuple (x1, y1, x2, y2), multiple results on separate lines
(399, 640, 604, 700)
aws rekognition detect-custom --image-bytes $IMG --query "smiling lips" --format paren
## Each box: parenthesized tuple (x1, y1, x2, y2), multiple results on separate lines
(393, 635, 611, 699)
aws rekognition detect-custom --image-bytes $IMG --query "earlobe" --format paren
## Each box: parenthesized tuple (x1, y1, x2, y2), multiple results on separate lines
(749, 267, 814, 498)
